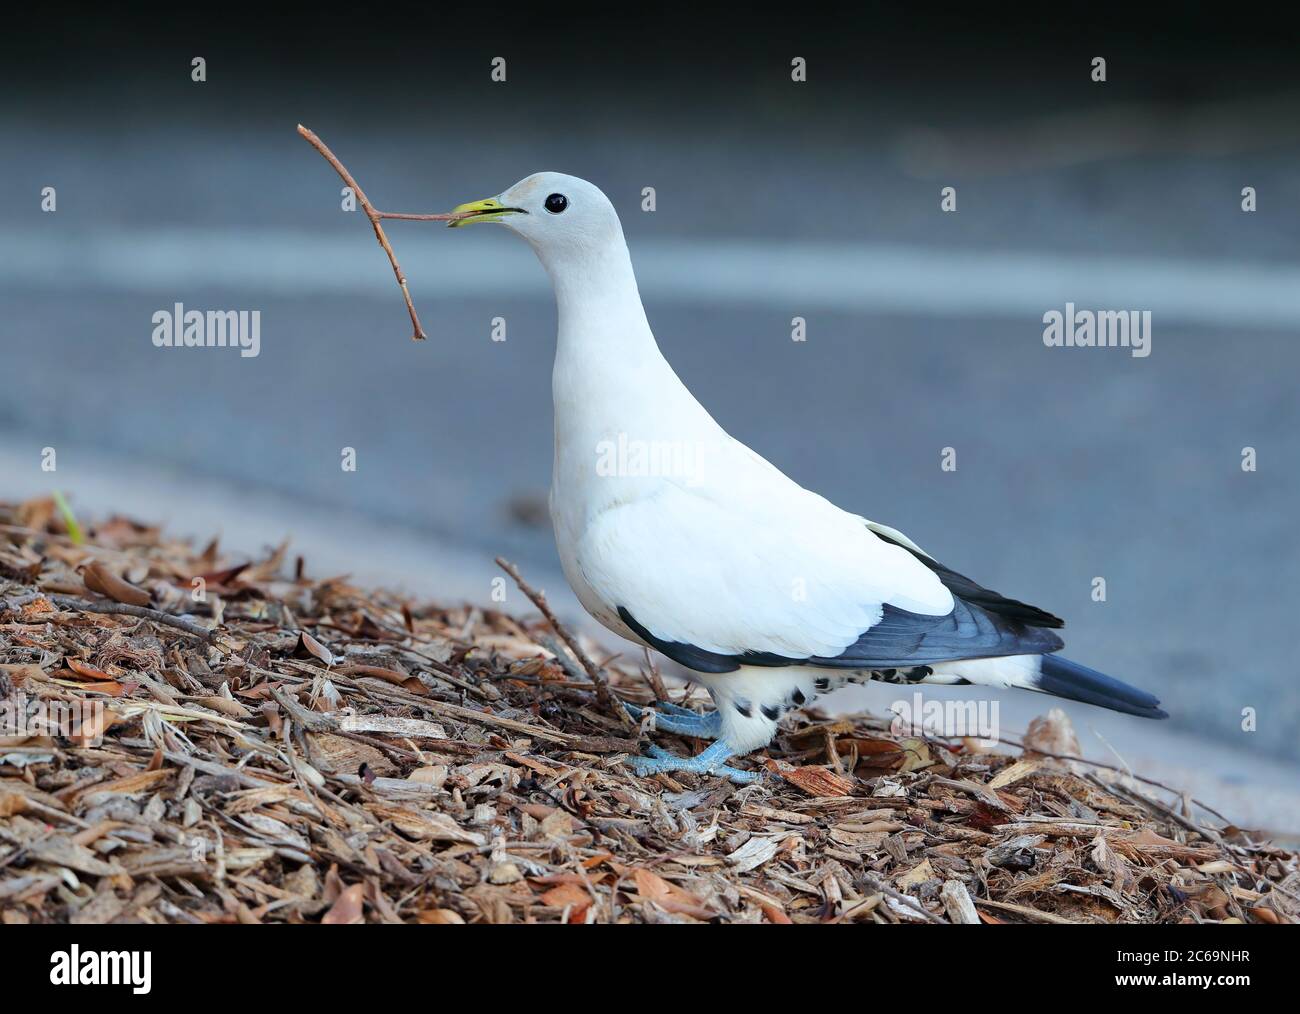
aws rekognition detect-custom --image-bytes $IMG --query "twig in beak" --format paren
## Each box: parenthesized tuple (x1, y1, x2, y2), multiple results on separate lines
(297, 124, 469, 340)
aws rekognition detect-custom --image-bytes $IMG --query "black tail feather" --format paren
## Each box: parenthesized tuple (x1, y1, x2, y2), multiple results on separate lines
(1037, 655, 1168, 720)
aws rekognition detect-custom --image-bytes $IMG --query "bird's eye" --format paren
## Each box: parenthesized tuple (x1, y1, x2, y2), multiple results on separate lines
(544, 193, 569, 214)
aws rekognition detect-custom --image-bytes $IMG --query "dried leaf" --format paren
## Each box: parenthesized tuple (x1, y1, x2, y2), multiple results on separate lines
(291, 631, 334, 665)
(416, 908, 465, 924)
(896, 858, 935, 889)
(81, 560, 151, 607)
(366, 803, 486, 845)
(540, 882, 591, 911)
(321, 883, 365, 924)
(632, 868, 713, 920)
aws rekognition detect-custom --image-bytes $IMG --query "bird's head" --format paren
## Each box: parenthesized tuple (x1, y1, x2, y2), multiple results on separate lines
(447, 172, 624, 265)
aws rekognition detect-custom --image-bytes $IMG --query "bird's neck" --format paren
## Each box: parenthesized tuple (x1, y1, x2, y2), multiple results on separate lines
(546, 238, 723, 505)
(549, 242, 655, 361)
(548, 239, 692, 409)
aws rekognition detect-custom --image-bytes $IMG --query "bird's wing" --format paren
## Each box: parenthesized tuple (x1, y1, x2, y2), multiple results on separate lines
(573, 436, 1060, 674)
(865, 521, 1064, 629)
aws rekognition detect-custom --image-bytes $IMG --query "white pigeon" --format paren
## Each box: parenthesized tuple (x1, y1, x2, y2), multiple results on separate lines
(448, 174, 1167, 783)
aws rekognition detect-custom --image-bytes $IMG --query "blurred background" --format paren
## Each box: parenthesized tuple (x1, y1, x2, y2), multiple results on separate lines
(2, 6, 1298, 823)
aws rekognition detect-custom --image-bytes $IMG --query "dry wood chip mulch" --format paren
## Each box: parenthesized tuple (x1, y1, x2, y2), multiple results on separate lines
(1, 496, 1297, 924)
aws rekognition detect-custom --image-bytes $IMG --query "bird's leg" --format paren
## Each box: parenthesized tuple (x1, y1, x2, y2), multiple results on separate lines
(619, 701, 723, 739)
(624, 740, 761, 785)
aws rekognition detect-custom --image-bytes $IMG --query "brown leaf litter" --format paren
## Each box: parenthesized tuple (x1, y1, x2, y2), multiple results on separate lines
(1, 496, 1296, 924)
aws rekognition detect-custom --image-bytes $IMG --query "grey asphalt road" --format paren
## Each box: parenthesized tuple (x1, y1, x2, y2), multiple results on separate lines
(2, 82, 1298, 763)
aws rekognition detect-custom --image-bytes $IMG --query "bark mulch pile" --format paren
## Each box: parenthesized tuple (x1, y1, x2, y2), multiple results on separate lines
(1, 497, 1296, 924)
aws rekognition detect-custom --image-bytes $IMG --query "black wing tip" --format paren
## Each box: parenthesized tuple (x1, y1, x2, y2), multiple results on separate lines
(1038, 654, 1167, 720)
(1008, 604, 1066, 629)
(870, 527, 1065, 628)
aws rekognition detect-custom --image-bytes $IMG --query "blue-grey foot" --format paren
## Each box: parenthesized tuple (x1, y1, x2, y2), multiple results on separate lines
(624, 741, 761, 785)
(619, 701, 723, 739)
(648, 700, 707, 719)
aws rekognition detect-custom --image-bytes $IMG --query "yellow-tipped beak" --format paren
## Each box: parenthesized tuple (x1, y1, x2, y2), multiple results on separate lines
(447, 197, 524, 228)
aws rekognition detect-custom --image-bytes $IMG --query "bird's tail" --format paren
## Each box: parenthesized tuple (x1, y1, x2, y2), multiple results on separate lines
(1036, 654, 1167, 719)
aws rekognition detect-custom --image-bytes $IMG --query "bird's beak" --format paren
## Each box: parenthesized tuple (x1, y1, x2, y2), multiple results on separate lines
(446, 197, 525, 228)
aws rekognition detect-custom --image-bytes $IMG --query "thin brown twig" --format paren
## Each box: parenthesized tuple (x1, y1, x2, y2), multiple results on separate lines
(998, 733, 1234, 826)
(973, 897, 1079, 925)
(46, 594, 216, 643)
(296, 124, 471, 341)
(495, 557, 637, 733)
(1094, 774, 1226, 847)
(640, 647, 670, 703)
(371, 212, 461, 221)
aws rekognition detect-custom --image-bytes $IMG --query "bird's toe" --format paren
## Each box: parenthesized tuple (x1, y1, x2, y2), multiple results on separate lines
(623, 740, 761, 785)
(654, 700, 704, 718)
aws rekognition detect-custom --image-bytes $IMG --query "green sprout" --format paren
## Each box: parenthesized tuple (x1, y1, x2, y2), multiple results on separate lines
(51, 490, 84, 545)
